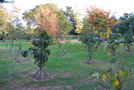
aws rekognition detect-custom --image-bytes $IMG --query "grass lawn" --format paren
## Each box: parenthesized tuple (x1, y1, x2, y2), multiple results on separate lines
(0, 42, 134, 90)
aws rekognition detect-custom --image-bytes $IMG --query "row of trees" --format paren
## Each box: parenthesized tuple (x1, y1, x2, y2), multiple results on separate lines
(0, 3, 133, 89)
(0, 4, 133, 42)
(79, 7, 133, 90)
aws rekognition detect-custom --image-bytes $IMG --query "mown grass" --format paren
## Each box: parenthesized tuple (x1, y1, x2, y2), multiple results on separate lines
(0, 42, 134, 90)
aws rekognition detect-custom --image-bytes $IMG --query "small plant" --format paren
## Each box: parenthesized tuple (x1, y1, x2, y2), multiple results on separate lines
(82, 33, 98, 64)
(91, 56, 131, 90)
(21, 31, 51, 80)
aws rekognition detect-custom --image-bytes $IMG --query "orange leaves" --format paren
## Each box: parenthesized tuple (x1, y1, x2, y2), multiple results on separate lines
(87, 6, 120, 36)
(34, 5, 59, 36)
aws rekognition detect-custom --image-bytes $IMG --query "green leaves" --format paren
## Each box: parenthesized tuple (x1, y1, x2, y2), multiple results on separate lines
(81, 33, 98, 61)
(21, 31, 51, 68)
(21, 50, 28, 57)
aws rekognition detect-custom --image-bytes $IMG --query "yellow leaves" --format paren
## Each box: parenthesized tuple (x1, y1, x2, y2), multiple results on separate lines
(107, 28, 112, 34)
(119, 71, 123, 77)
(74, 11, 83, 34)
(114, 80, 119, 86)
(101, 34, 109, 38)
(102, 74, 107, 81)
(114, 71, 124, 78)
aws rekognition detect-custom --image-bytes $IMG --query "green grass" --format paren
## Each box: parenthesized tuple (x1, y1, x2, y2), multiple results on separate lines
(0, 42, 134, 90)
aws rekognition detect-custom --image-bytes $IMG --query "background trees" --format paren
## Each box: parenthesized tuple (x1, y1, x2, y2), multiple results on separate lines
(23, 3, 59, 37)
(23, 3, 73, 56)
(0, 4, 11, 41)
(113, 13, 134, 51)
(64, 6, 77, 35)
(87, 7, 119, 40)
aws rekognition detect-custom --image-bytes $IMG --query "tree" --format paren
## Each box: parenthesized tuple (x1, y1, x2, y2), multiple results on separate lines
(23, 4, 73, 56)
(0, 0, 4, 3)
(23, 3, 59, 37)
(64, 6, 77, 35)
(10, 18, 27, 60)
(56, 9, 72, 56)
(106, 28, 120, 56)
(22, 3, 68, 80)
(0, 0, 14, 3)
(82, 33, 98, 64)
(22, 31, 51, 80)
(118, 13, 134, 35)
(115, 13, 134, 51)
(0, 4, 11, 41)
(87, 7, 119, 42)
(74, 10, 83, 34)
(7, 4, 21, 54)
(79, 16, 90, 43)
(124, 30, 133, 51)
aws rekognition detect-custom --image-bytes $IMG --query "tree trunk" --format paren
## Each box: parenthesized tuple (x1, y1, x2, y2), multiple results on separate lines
(15, 42, 22, 60)
(33, 65, 49, 80)
(9, 40, 14, 54)
(127, 45, 130, 51)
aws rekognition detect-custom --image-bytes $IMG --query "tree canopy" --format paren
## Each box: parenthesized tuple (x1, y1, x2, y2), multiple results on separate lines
(87, 7, 120, 38)
(0, 4, 11, 34)
(23, 3, 72, 37)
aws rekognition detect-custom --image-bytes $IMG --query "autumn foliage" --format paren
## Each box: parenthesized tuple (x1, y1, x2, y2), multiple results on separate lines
(87, 7, 120, 38)
(23, 4, 59, 37)
(34, 5, 58, 36)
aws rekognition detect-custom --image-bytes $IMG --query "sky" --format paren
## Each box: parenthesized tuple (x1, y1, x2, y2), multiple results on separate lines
(2, 0, 134, 19)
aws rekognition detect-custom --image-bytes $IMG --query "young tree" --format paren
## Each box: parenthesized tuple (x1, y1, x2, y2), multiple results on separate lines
(82, 33, 98, 64)
(56, 9, 72, 56)
(124, 30, 133, 51)
(107, 28, 120, 56)
(11, 18, 27, 60)
(22, 31, 51, 80)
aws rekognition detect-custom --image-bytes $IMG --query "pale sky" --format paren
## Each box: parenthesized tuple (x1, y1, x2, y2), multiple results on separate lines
(3, 0, 134, 19)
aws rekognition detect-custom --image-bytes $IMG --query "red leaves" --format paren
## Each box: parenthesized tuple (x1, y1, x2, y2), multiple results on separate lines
(86, 6, 120, 35)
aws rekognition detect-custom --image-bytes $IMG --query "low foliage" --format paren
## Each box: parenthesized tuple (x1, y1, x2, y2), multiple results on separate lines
(92, 56, 131, 90)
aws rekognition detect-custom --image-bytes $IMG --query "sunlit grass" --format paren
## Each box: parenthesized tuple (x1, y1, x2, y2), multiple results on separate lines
(0, 42, 133, 90)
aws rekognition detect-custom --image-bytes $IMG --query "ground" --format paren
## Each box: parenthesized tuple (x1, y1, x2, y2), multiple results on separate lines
(0, 42, 134, 90)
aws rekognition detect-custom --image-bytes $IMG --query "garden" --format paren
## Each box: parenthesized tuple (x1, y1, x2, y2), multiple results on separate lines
(0, 1, 134, 90)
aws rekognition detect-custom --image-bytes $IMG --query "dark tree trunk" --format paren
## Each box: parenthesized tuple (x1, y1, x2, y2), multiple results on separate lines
(127, 45, 130, 51)
(15, 42, 22, 60)
(33, 65, 49, 80)
(9, 40, 14, 54)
